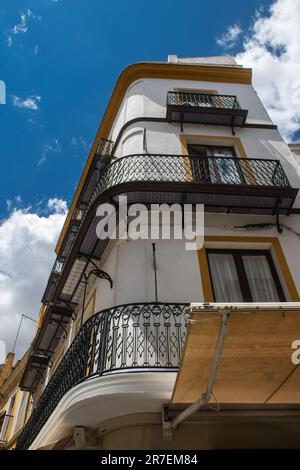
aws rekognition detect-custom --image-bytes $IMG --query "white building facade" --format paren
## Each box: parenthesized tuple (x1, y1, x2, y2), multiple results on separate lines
(16, 56, 300, 450)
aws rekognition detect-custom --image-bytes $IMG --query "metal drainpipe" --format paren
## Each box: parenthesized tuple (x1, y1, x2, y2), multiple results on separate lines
(152, 243, 158, 303)
(143, 128, 148, 153)
(170, 310, 229, 432)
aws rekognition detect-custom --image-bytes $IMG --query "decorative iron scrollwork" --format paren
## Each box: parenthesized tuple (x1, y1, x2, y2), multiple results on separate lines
(16, 302, 188, 450)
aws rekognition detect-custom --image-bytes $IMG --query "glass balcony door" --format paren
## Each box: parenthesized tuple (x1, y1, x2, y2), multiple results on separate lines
(187, 144, 243, 185)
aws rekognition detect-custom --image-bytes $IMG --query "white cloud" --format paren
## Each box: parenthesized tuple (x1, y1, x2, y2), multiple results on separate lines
(216, 24, 243, 49)
(10, 8, 39, 35)
(12, 95, 41, 110)
(38, 139, 61, 165)
(0, 199, 67, 359)
(47, 198, 68, 214)
(6, 8, 41, 47)
(71, 136, 89, 150)
(235, 0, 300, 142)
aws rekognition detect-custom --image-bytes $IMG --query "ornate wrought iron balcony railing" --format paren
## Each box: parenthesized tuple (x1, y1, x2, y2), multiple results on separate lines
(25, 153, 297, 397)
(95, 137, 114, 157)
(168, 91, 242, 109)
(91, 154, 291, 192)
(16, 302, 188, 450)
(41, 154, 295, 305)
(166, 91, 248, 129)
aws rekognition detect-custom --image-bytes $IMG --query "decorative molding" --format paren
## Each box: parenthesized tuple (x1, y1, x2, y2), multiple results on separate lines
(29, 372, 177, 450)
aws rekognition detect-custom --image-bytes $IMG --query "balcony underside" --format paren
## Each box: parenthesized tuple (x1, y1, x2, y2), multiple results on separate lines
(17, 302, 188, 449)
(28, 372, 179, 450)
(166, 105, 248, 127)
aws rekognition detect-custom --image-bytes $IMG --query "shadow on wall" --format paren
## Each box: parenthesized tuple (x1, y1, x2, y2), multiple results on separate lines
(260, 139, 300, 184)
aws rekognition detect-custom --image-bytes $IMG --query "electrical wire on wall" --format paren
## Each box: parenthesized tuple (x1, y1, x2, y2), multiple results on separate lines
(203, 221, 300, 241)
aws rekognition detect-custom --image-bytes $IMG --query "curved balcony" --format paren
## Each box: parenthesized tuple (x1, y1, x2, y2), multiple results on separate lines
(42, 153, 295, 295)
(17, 302, 188, 450)
(58, 153, 296, 269)
(22, 153, 297, 397)
(72, 153, 295, 237)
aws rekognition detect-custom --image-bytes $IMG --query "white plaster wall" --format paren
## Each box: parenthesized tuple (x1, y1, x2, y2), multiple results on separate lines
(30, 69, 300, 424)
(78, 212, 300, 319)
(92, 238, 202, 314)
(121, 129, 143, 155)
(111, 76, 273, 144)
(71, 70, 300, 330)
(109, 75, 300, 201)
(142, 78, 272, 124)
(111, 80, 144, 142)
(113, 121, 300, 198)
(83, 72, 300, 317)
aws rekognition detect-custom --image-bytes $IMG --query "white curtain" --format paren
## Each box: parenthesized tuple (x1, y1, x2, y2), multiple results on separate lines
(213, 149, 241, 185)
(208, 253, 243, 302)
(242, 255, 279, 302)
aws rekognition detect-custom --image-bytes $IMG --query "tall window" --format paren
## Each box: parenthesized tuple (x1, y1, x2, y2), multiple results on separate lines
(207, 249, 286, 302)
(187, 144, 243, 185)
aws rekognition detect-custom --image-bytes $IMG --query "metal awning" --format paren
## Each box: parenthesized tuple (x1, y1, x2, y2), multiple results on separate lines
(167, 302, 300, 434)
(19, 353, 50, 393)
(20, 303, 74, 393)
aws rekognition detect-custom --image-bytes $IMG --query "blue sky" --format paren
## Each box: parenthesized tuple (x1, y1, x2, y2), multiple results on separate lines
(1, 0, 300, 357)
(0, 0, 274, 219)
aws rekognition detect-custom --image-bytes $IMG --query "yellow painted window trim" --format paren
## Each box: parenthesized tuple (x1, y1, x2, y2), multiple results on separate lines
(198, 236, 300, 302)
(180, 134, 247, 158)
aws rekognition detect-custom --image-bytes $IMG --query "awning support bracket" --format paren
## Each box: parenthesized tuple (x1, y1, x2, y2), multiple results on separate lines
(49, 317, 68, 339)
(162, 310, 229, 440)
(59, 299, 78, 321)
(31, 364, 45, 385)
(78, 253, 113, 289)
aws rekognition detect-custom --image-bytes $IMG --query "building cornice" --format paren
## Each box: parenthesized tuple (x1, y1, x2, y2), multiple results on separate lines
(55, 62, 252, 254)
